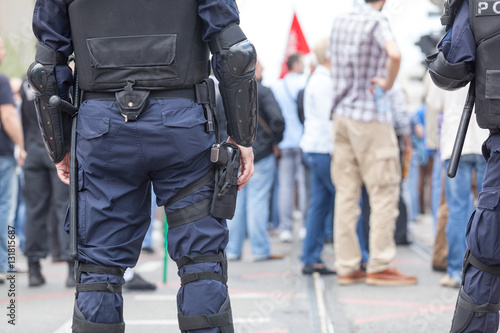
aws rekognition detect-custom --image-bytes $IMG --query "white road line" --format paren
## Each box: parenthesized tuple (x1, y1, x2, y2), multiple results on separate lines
(133, 293, 293, 301)
(53, 318, 72, 333)
(312, 273, 331, 333)
(135, 261, 163, 273)
(126, 318, 271, 325)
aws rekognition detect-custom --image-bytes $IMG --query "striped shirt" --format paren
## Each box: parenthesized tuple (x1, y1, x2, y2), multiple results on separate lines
(329, 4, 395, 123)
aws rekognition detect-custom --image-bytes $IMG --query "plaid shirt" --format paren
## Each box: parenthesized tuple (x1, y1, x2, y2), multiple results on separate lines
(329, 4, 395, 123)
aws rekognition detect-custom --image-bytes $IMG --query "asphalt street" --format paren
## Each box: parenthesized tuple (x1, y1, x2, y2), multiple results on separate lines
(0, 214, 466, 333)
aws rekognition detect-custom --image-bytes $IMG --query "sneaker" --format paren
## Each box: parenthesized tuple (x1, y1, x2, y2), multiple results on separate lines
(366, 268, 418, 286)
(124, 273, 157, 291)
(279, 230, 293, 243)
(141, 247, 155, 254)
(302, 264, 336, 275)
(338, 270, 366, 285)
(440, 274, 460, 288)
(298, 227, 307, 240)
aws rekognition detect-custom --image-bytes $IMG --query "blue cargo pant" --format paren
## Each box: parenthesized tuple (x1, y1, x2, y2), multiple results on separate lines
(451, 133, 500, 333)
(69, 97, 230, 332)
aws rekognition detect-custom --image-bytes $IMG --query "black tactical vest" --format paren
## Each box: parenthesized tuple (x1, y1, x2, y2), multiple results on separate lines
(67, 0, 210, 92)
(470, 0, 500, 129)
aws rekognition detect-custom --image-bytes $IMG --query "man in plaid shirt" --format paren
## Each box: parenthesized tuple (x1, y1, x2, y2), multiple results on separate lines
(330, 0, 418, 286)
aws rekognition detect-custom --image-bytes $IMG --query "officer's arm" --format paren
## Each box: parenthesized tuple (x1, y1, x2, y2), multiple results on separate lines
(197, 0, 257, 188)
(29, 0, 74, 164)
(32, 0, 73, 99)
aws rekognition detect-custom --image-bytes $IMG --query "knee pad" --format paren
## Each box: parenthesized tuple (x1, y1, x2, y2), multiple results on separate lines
(176, 252, 234, 333)
(72, 262, 126, 333)
(450, 287, 500, 333)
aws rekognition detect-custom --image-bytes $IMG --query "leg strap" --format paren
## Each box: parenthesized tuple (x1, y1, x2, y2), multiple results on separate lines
(165, 168, 215, 229)
(464, 249, 500, 278)
(178, 294, 233, 332)
(75, 262, 125, 295)
(177, 252, 228, 286)
(176, 252, 226, 269)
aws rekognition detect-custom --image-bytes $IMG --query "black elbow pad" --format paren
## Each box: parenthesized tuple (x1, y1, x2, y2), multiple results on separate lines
(426, 52, 474, 91)
(211, 24, 257, 147)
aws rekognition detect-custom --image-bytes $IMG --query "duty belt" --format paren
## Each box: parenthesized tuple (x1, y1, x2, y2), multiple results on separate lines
(81, 79, 216, 127)
(83, 87, 196, 102)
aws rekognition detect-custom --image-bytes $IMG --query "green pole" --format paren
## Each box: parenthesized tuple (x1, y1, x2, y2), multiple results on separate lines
(163, 215, 168, 283)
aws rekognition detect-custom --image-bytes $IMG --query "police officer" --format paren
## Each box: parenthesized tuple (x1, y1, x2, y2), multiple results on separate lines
(427, 0, 500, 332)
(29, 1, 257, 332)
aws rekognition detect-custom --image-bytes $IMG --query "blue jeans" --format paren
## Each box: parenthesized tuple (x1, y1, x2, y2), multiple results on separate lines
(278, 148, 307, 232)
(226, 154, 276, 260)
(0, 156, 17, 273)
(444, 154, 485, 283)
(301, 153, 335, 265)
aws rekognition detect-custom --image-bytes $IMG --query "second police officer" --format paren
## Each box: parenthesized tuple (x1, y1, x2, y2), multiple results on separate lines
(28, 0, 257, 332)
(427, 0, 500, 332)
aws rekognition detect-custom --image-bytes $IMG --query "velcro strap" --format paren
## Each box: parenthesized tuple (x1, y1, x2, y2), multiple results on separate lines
(78, 263, 125, 277)
(208, 23, 246, 53)
(166, 197, 212, 229)
(35, 42, 68, 65)
(176, 253, 225, 270)
(165, 168, 214, 208)
(180, 271, 227, 285)
(178, 309, 232, 330)
(468, 253, 500, 277)
(76, 282, 122, 293)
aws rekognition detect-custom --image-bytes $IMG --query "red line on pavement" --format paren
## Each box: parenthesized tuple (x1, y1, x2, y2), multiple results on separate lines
(339, 298, 431, 307)
(0, 291, 74, 303)
(354, 304, 455, 324)
(240, 271, 292, 279)
(228, 288, 294, 299)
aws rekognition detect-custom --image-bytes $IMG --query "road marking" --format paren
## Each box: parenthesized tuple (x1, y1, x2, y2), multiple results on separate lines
(133, 293, 296, 301)
(135, 261, 162, 273)
(0, 291, 73, 303)
(312, 273, 331, 333)
(354, 304, 455, 324)
(53, 318, 71, 333)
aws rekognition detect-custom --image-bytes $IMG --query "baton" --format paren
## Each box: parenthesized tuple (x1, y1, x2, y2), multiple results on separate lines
(447, 80, 475, 178)
(69, 73, 80, 259)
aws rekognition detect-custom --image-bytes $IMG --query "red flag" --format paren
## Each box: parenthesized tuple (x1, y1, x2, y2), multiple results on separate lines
(279, 12, 310, 78)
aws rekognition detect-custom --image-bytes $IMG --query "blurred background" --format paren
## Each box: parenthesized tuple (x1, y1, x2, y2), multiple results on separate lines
(0, 0, 445, 109)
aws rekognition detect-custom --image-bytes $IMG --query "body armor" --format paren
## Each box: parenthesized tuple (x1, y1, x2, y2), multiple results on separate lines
(67, 0, 210, 92)
(470, 0, 500, 130)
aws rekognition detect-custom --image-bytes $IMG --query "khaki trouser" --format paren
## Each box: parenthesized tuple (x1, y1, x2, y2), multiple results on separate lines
(332, 115, 401, 276)
(432, 173, 448, 270)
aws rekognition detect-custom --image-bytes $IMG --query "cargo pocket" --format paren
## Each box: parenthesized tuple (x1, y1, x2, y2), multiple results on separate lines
(161, 104, 213, 164)
(367, 147, 401, 187)
(467, 189, 500, 262)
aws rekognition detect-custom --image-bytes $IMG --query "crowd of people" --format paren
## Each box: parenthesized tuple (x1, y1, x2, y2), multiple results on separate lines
(0, 0, 486, 298)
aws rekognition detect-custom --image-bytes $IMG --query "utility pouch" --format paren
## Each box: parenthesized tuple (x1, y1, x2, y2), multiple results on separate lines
(210, 142, 240, 219)
(115, 80, 150, 122)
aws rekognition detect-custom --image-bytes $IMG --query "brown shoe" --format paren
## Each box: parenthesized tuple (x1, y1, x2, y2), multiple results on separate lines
(338, 270, 366, 285)
(366, 268, 418, 286)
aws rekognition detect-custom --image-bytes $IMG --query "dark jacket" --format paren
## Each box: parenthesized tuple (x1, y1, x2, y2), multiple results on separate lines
(253, 81, 284, 162)
(215, 80, 284, 163)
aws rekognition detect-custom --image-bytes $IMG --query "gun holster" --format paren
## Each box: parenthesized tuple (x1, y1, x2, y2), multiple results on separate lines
(210, 142, 240, 219)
